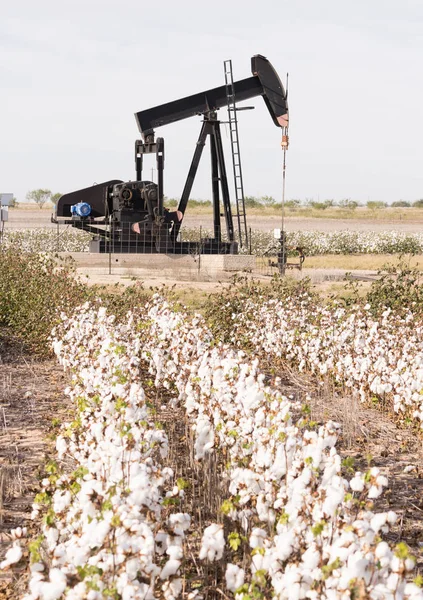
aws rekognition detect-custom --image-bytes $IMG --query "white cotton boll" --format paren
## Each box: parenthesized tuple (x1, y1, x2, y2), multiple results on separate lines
(55, 436, 67, 459)
(29, 572, 46, 596)
(125, 558, 140, 581)
(322, 485, 344, 518)
(199, 523, 224, 561)
(194, 417, 214, 459)
(249, 528, 267, 549)
(168, 513, 191, 533)
(30, 562, 45, 573)
(405, 557, 417, 571)
(0, 543, 23, 568)
(375, 541, 391, 559)
(349, 474, 365, 492)
(45, 527, 59, 550)
(376, 474, 388, 488)
(38, 568, 67, 600)
(338, 552, 370, 589)
(160, 559, 181, 580)
(166, 545, 183, 560)
(88, 520, 111, 548)
(256, 494, 275, 523)
(301, 546, 321, 571)
(387, 573, 400, 591)
(404, 582, 423, 598)
(403, 465, 417, 474)
(251, 551, 270, 574)
(370, 513, 388, 533)
(368, 485, 383, 499)
(225, 563, 245, 592)
(274, 531, 295, 562)
(387, 511, 397, 525)
(10, 527, 26, 540)
(162, 578, 182, 600)
(53, 490, 72, 514)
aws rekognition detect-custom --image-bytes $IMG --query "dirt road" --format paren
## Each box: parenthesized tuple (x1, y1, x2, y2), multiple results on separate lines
(6, 209, 423, 233)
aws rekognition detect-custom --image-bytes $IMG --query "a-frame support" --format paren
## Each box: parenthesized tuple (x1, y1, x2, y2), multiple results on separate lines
(171, 112, 235, 247)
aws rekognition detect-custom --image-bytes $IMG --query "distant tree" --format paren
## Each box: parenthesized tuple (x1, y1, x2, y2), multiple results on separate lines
(413, 199, 423, 208)
(338, 198, 358, 210)
(260, 195, 276, 206)
(310, 199, 334, 210)
(244, 196, 261, 208)
(50, 193, 62, 206)
(8, 197, 17, 208)
(367, 200, 387, 210)
(26, 189, 52, 209)
(392, 200, 411, 207)
(284, 199, 301, 210)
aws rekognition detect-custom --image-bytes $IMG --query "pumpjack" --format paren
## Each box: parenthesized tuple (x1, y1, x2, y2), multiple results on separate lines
(54, 54, 289, 254)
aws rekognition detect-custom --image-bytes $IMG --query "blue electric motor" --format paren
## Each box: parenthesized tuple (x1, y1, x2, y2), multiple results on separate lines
(71, 202, 92, 218)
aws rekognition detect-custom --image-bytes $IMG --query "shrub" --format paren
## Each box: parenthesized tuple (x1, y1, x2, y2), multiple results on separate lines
(392, 200, 411, 207)
(365, 260, 423, 316)
(310, 200, 334, 210)
(367, 201, 387, 210)
(284, 199, 301, 209)
(0, 250, 89, 354)
(244, 196, 261, 208)
(0, 249, 150, 355)
(337, 198, 359, 210)
(260, 195, 276, 206)
(413, 199, 423, 208)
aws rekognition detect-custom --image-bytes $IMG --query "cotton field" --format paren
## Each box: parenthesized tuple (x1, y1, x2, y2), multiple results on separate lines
(2, 295, 422, 599)
(3, 228, 423, 257)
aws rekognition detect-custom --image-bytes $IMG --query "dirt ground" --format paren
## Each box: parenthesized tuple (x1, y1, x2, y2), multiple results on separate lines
(0, 332, 69, 597)
(6, 208, 423, 233)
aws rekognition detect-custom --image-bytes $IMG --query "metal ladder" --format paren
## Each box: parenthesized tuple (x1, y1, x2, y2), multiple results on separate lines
(224, 59, 249, 249)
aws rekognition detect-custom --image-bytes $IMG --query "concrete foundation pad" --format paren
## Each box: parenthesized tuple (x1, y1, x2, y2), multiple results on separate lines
(64, 252, 255, 282)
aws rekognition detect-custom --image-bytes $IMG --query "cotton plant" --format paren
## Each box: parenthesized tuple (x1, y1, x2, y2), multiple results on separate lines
(18, 304, 192, 599)
(226, 294, 423, 428)
(3, 297, 422, 599)
(2, 229, 91, 253)
(139, 296, 422, 599)
(5, 227, 423, 256)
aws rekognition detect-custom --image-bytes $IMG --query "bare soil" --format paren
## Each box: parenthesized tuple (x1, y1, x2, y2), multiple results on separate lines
(6, 208, 423, 233)
(0, 332, 68, 598)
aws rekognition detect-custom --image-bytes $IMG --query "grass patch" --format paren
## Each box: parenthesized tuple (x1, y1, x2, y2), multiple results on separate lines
(304, 254, 423, 271)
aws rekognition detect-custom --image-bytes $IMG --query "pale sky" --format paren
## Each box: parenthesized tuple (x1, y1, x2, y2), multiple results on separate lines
(1, 0, 423, 204)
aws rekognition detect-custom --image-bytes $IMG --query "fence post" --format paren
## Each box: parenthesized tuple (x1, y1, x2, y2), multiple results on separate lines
(199, 226, 202, 273)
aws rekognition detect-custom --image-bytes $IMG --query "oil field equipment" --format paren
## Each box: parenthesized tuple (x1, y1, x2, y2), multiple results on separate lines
(54, 55, 289, 254)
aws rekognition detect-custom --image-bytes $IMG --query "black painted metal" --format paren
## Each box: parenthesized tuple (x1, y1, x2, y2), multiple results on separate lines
(156, 137, 164, 217)
(213, 120, 234, 242)
(54, 54, 288, 255)
(56, 180, 123, 218)
(210, 133, 221, 242)
(172, 120, 210, 242)
(135, 55, 288, 137)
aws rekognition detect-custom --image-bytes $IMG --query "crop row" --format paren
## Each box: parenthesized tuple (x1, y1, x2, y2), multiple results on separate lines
(242, 230, 423, 257)
(3, 298, 421, 598)
(3, 228, 423, 256)
(223, 291, 423, 430)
